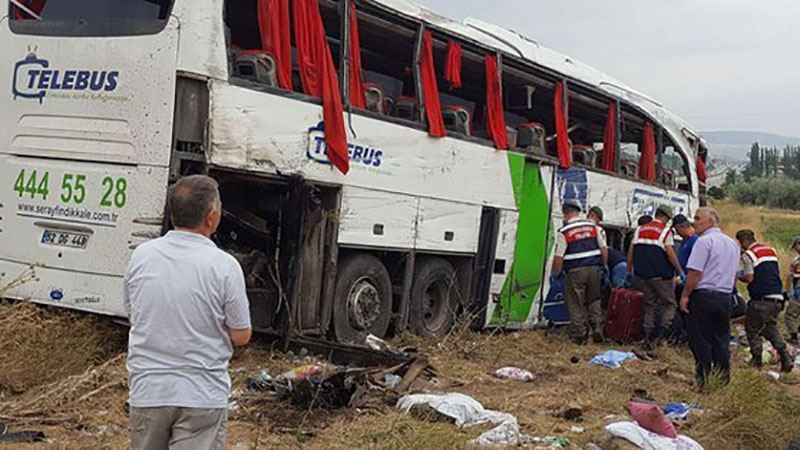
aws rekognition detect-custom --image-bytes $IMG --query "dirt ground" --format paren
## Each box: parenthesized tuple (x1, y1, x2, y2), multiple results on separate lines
(1, 201, 800, 449)
(1, 312, 799, 450)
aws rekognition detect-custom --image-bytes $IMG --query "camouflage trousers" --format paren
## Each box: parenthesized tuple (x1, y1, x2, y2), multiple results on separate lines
(564, 265, 604, 342)
(746, 299, 787, 359)
(785, 298, 800, 335)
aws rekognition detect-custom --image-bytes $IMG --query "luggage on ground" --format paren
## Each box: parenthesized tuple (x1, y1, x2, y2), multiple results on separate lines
(605, 288, 644, 343)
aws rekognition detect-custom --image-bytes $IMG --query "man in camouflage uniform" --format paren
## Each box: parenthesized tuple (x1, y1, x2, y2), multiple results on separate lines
(785, 236, 800, 346)
(736, 230, 793, 372)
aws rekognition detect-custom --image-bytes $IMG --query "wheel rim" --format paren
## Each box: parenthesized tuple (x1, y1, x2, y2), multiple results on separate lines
(347, 277, 382, 331)
(422, 278, 451, 332)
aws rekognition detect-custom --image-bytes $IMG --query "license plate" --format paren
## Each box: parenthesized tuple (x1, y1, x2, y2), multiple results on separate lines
(41, 229, 90, 249)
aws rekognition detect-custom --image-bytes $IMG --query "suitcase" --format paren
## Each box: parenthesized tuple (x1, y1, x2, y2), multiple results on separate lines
(543, 273, 569, 325)
(605, 288, 644, 343)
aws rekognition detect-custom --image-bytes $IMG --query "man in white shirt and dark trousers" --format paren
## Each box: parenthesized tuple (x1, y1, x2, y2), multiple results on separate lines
(124, 175, 252, 449)
(552, 200, 608, 345)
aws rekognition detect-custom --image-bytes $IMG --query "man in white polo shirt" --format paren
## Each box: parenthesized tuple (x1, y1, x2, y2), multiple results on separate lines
(124, 175, 251, 449)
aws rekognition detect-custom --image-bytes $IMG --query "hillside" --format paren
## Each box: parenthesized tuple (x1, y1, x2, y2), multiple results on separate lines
(702, 131, 800, 161)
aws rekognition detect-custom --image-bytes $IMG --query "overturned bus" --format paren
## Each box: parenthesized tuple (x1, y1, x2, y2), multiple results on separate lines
(0, 0, 706, 343)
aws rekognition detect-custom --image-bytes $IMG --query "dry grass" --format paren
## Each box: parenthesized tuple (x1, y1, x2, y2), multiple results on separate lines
(698, 370, 800, 449)
(0, 301, 126, 395)
(715, 200, 800, 271)
(0, 201, 798, 449)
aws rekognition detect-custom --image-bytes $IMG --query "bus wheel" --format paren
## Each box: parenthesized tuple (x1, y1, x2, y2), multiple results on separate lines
(332, 253, 393, 344)
(410, 258, 458, 339)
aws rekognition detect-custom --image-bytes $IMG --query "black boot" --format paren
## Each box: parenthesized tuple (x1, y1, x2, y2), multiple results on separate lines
(749, 353, 763, 369)
(779, 349, 794, 373)
(790, 333, 799, 346)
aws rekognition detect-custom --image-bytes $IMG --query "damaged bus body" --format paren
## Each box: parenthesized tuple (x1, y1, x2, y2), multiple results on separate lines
(1, 0, 705, 342)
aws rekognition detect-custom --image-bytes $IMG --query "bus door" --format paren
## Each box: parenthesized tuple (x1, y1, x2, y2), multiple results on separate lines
(490, 156, 552, 326)
(0, 1, 179, 316)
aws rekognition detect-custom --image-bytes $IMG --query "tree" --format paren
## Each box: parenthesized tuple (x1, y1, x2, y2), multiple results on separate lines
(724, 169, 737, 186)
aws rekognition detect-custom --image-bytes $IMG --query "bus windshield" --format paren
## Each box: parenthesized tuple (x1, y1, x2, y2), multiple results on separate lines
(10, 0, 174, 36)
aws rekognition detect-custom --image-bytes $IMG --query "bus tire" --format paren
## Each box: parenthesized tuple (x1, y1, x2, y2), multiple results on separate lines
(332, 253, 393, 344)
(409, 258, 459, 339)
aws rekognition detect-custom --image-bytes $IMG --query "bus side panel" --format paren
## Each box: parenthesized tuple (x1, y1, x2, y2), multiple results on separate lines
(207, 82, 517, 211)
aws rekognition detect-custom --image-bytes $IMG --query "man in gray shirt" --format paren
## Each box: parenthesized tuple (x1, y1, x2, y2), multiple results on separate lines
(124, 175, 251, 449)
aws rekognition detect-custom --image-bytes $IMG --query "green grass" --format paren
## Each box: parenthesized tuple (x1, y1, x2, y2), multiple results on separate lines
(764, 216, 800, 248)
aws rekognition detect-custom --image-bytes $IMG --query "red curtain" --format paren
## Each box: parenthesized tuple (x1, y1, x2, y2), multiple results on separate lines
(294, 0, 349, 174)
(639, 122, 657, 182)
(484, 56, 507, 150)
(257, 0, 292, 90)
(601, 102, 617, 171)
(294, 0, 323, 97)
(696, 155, 708, 183)
(445, 40, 462, 90)
(554, 82, 571, 168)
(348, 3, 367, 109)
(420, 32, 446, 138)
(14, 0, 47, 20)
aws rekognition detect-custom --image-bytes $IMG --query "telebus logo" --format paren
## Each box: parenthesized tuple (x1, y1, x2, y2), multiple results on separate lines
(12, 52, 120, 104)
(306, 123, 384, 169)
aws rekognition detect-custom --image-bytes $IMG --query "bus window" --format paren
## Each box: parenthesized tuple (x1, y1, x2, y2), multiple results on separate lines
(566, 85, 615, 169)
(10, 0, 173, 35)
(501, 60, 559, 156)
(661, 138, 691, 192)
(619, 106, 649, 180)
(11, 0, 172, 20)
(353, 2, 418, 123)
(225, 0, 342, 92)
(430, 38, 488, 140)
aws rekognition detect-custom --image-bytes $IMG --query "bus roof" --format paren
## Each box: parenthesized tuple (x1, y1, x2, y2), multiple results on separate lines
(372, 0, 700, 157)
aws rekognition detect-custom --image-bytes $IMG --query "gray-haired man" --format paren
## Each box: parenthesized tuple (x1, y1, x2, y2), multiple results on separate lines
(124, 175, 252, 449)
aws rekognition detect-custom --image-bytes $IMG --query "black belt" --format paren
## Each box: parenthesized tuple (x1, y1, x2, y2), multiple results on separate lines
(692, 289, 731, 297)
(751, 296, 784, 304)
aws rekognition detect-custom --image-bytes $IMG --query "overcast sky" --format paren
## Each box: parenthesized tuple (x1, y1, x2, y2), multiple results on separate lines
(423, 0, 800, 137)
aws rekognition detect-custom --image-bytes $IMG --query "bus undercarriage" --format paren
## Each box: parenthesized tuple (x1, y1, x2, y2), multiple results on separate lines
(205, 169, 496, 344)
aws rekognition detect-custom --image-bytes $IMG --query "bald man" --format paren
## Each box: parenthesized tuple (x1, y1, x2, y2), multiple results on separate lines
(679, 207, 740, 388)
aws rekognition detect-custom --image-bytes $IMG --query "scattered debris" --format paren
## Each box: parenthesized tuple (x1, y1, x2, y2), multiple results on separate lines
(0, 422, 46, 443)
(662, 403, 698, 422)
(383, 374, 402, 389)
(584, 443, 603, 450)
(289, 369, 365, 410)
(605, 421, 704, 450)
(629, 400, 677, 438)
(767, 371, 781, 382)
(590, 350, 636, 369)
(632, 388, 656, 402)
(553, 404, 584, 422)
(243, 351, 438, 413)
(280, 364, 324, 382)
(245, 369, 274, 391)
(365, 334, 392, 352)
(396, 393, 545, 447)
(633, 349, 655, 362)
(570, 426, 585, 434)
(493, 366, 535, 382)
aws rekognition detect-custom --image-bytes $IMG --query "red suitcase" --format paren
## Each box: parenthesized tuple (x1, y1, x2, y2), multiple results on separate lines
(605, 288, 644, 343)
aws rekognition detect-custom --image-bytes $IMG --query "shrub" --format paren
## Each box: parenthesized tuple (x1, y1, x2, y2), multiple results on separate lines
(726, 178, 800, 210)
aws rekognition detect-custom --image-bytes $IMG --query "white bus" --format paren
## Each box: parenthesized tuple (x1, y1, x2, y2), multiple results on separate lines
(1, 0, 706, 342)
